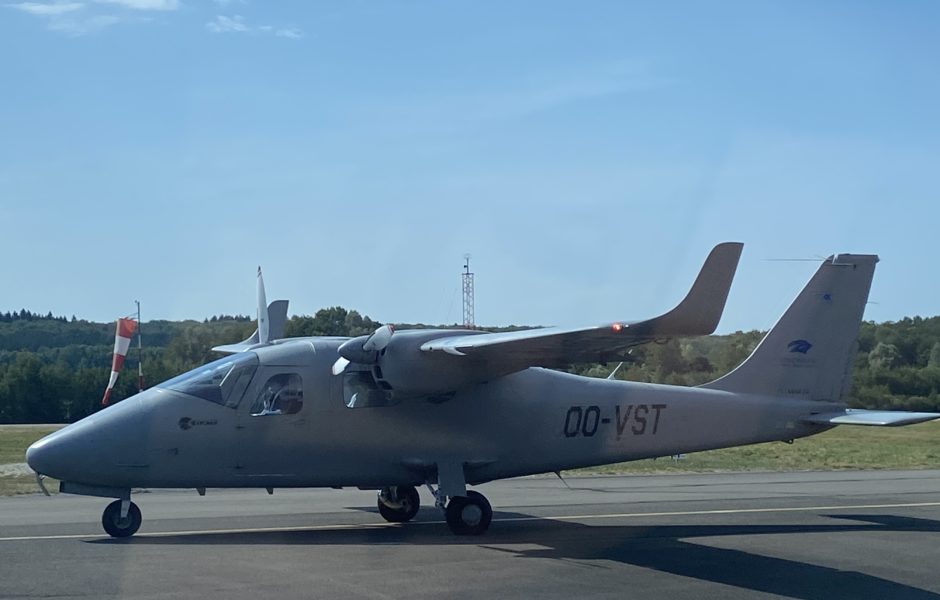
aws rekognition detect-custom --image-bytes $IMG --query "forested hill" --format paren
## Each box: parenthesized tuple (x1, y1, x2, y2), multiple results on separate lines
(0, 307, 380, 423)
(0, 308, 938, 424)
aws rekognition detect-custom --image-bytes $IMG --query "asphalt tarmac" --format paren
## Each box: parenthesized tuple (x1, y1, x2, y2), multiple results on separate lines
(2, 470, 939, 599)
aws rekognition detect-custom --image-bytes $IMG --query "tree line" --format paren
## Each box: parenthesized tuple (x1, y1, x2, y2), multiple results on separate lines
(0, 308, 937, 424)
(0, 309, 72, 323)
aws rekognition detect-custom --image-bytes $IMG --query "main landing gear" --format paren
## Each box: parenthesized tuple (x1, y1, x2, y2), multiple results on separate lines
(377, 486, 421, 523)
(101, 499, 142, 538)
(377, 484, 493, 535)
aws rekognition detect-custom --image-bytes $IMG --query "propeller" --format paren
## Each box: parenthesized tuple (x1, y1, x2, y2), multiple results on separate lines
(363, 324, 393, 353)
(331, 324, 394, 375)
(331, 356, 350, 376)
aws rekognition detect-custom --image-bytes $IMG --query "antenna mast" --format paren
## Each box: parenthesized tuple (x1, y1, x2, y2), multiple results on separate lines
(462, 254, 475, 329)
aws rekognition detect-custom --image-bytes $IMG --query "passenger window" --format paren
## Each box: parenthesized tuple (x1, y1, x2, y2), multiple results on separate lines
(250, 373, 303, 416)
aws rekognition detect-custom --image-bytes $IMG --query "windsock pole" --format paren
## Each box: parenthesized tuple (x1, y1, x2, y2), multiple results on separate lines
(136, 300, 143, 392)
(102, 317, 138, 406)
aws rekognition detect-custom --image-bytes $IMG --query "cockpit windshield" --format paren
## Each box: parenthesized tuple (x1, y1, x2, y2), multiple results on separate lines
(159, 353, 259, 408)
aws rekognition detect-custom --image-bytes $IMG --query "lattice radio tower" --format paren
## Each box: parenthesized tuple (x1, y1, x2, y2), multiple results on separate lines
(462, 253, 475, 329)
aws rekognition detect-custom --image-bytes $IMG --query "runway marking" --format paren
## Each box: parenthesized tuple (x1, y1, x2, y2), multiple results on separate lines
(2, 500, 939, 543)
(497, 501, 940, 522)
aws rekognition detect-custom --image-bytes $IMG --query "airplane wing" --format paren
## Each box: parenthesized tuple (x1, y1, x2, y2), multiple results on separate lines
(803, 409, 940, 427)
(420, 242, 743, 367)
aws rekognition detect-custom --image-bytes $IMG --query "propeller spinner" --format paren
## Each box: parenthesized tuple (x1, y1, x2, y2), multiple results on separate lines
(331, 324, 394, 375)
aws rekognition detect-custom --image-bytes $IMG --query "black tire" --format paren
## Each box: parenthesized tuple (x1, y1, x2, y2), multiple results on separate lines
(377, 486, 420, 523)
(102, 500, 142, 538)
(445, 490, 492, 535)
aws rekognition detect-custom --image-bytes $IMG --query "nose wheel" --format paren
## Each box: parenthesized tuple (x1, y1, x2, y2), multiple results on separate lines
(102, 499, 142, 538)
(445, 490, 492, 535)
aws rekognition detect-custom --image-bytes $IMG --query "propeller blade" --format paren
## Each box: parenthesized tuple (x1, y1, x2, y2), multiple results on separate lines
(332, 356, 350, 376)
(363, 325, 394, 353)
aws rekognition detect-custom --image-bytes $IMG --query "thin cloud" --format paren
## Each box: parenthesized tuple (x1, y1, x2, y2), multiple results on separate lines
(10, 0, 298, 37)
(47, 12, 123, 34)
(275, 26, 301, 39)
(7, 1, 84, 16)
(95, 0, 177, 9)
(206, 13, 302, 39)
(205, 14, 247, 33)
(5, 1, 129, 35)
(7, 0, 173, 34)
(356, 60, 670, 135)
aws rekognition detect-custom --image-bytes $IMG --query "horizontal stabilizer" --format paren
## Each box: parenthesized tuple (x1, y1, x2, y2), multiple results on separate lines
(803, 409, 940, 427)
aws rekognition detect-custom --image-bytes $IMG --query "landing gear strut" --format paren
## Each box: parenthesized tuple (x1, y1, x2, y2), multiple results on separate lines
(102, 499, 142, 538)
(377, 486, 420, 523)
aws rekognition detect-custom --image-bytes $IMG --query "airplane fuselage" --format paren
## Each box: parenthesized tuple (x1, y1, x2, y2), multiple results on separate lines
(30, 337, 836, 492)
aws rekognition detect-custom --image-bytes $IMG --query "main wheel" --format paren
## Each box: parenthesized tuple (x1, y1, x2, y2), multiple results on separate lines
(377, 486, 420, 523)
(102, 500, 142, 538)
(445, 490, 492, 535)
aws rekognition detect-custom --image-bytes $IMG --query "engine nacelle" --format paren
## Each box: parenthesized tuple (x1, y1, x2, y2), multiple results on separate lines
(340, 329, 498, 397)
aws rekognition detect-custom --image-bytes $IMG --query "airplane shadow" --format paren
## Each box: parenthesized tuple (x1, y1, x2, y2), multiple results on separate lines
(91, 511, 940, 600)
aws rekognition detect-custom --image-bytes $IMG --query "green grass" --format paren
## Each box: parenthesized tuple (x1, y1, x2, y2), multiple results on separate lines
(0, 426, 61, 495)
(574, 420, 940, 475)
(1, 422, 939, 496)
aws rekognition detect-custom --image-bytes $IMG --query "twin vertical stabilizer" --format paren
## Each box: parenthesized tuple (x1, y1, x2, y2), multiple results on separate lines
(702, 254, 878, 402)
(211, 267, 289, 354)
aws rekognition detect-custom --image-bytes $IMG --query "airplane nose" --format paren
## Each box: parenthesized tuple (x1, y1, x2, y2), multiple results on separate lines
(25, 435, 64, 477)
(26, 436, 56, 473)
(26, 396, 149, 484)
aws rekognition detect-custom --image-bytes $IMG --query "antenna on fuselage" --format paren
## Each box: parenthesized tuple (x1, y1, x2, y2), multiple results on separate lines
(607, 362, 625, 380)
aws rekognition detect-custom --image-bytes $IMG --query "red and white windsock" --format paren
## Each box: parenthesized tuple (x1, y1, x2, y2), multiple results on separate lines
(102, 318, 138, 406)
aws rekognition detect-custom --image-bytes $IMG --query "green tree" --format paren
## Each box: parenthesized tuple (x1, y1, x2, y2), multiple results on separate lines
(928, 342, 940, 368)
(869, 342, 902, 370)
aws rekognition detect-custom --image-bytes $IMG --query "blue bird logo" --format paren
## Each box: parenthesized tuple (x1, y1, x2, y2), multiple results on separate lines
(788, 340, 813, 354)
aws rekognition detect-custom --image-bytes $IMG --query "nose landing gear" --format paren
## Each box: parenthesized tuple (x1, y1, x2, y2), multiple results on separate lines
(444, 490, 492, 535)
(102, 499, 142, 538)
(423, 483, 493, 535)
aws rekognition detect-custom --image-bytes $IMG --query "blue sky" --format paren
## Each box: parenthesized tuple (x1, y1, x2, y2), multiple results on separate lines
(1, 1, 937, 332)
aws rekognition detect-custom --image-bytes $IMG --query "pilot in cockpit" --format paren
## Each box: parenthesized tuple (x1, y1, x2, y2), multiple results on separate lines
(252, 373, 303, 416)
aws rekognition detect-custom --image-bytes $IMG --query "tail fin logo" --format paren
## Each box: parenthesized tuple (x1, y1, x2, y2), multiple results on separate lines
(788, 339, 813, 354)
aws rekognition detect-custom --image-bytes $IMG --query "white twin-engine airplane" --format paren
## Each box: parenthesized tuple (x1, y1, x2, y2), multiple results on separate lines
(26, 243, 939, 538)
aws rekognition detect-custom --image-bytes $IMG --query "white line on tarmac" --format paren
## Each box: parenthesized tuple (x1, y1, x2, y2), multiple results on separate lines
(1, 500, 939, 543)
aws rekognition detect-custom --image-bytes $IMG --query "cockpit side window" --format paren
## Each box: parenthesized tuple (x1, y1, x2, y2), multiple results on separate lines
(250, 373, 303, 416)
(161, 353, 259, 408)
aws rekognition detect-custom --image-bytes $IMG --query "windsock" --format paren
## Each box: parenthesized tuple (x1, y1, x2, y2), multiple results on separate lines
(102, 318, 138, 406)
